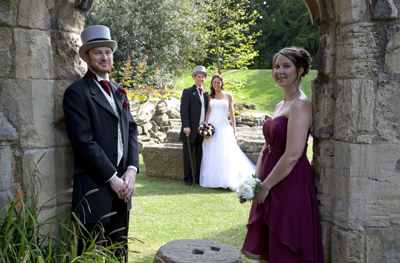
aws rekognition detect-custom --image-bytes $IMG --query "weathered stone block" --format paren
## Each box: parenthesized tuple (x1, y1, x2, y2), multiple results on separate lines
(366, 227, 400, 263)
(370, 0, 398, 20)
(314, 165, 334, 219)
(15, 28, 53, 79)
(312, 79, 334, 139)
(333, 142, 400, 228)
(336, 24, 378, 78)
(136, 102, 157, 125)
(18, 0, 50, 29)
(236, 137, 264, 154)
(156, 99, 168, 114)
(0, 27, 13, 77)
(0, 189, 14, 213)
(152, 113, 169, 127)
(21, 80, 55, 148)
(385, 31, 400, 74)
(0, 146, 13, 190)
(154, 239, 243, 263)
(22, 147, 73, 208)
(335, 0, 367, 24)
(54, 80, 74, 147)
(51, 31, 86, 79)
(0, 112, 17, 142)
(166, 127, 180, 142)
(141, 122, 152, 136)
(0, 0, 18, 26)
(50, 0, 89, 32)
(376, 80, 400, 142)
(142, 142, 184, 180)
(331, 227, 364, 263)
(315, 34, 335, 77)
(356, 134, 374, 144)
(334, 79, 374, 141)
(321, 221, 332, 263)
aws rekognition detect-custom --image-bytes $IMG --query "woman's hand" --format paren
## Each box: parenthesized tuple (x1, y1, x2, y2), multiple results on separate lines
(253, 184, 270, 205)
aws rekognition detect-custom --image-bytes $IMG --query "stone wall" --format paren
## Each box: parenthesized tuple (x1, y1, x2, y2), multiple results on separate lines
(305, 0, 400, 262)
(0, 0, 92, 217)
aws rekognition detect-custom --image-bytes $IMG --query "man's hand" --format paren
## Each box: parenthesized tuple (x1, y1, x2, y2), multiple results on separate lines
(120, 168, 137, 200)
(109, 176, 125, 200)
(183, 127, 191, 136)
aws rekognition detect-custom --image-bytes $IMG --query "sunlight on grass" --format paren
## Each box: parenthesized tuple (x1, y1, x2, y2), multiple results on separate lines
(129, 156, 257, 262)
(175, 69, 317, 116)
(130, 144, 314, 262)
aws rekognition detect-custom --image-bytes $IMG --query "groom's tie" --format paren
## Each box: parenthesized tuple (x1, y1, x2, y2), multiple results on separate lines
(88, 70, 111, 96)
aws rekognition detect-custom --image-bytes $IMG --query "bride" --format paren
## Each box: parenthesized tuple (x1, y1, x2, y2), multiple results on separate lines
(200, 74, 255, 191)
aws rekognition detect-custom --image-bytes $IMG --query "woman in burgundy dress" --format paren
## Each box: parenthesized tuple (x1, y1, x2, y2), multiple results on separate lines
(241, 47, 323, 263)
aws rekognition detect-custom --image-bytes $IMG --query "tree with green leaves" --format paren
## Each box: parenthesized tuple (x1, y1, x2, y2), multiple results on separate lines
(248, 0, 320, 68)
(204, 0, 261, 74)
(85, 0, 208, 78)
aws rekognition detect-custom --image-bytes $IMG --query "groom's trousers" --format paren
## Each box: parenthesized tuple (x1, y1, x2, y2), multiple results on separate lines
(182, 133, 203, 183)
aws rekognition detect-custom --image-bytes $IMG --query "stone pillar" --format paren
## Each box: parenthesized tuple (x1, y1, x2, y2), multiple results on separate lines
(0, 0, 92, 219)
(306, 0, 400, 262)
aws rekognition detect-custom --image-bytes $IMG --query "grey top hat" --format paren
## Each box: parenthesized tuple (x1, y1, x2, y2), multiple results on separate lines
(192, 65, 207, 78)
(79, 25, 118, 59)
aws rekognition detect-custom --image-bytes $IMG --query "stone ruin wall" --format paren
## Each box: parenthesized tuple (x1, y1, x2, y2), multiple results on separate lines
(306, 0, 400, 262)
(0, 0, 92, 219)
(0, 0, 399, 262)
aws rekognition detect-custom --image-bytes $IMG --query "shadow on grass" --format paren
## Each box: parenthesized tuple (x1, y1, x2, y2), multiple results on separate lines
(134, 173, 235, 197)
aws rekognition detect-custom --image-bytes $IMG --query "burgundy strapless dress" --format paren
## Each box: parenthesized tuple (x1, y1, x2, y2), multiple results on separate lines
(241, 116, 323, 262)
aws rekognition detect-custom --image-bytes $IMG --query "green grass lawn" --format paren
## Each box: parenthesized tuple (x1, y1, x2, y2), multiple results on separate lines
(129, 146, 313, 262)
(129, 155, 257, 262)
(175, 69, 317, 116)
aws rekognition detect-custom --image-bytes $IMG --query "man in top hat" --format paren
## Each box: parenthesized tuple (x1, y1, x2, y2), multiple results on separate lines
(63, 25, 139, 259)
(179, 66, 209, 186)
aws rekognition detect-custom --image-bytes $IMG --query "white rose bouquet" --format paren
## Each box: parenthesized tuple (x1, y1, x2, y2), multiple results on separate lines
(236, 175, 262, 204)
(198, 123, 215, 139)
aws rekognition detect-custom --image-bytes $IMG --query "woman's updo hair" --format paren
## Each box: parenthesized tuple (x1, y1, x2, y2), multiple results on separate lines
(272, 46, 312, 85)
(210, 74, 224, 99)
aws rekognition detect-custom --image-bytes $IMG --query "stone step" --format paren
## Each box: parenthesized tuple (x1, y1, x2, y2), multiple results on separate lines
(142, 127, 265, 180)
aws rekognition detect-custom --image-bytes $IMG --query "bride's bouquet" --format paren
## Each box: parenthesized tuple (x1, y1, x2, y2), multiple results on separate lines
(198, 123, 215, 139)
(236, 175, 262, 204)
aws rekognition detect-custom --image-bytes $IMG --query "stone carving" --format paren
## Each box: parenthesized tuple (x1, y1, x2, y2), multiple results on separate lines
(154, 239, 243, 263)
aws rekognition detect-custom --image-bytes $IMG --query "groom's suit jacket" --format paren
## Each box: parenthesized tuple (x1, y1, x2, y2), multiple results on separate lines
(179, 85, 209, 143)
(63, 73, 139, 223)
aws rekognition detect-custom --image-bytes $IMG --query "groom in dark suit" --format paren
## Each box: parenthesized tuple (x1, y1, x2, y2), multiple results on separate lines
(63, 25, 139, 259)
(179, 66, 209, 186)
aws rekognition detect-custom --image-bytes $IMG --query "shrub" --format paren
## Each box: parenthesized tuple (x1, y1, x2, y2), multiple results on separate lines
(111, 57, 181, 104)
(0, 154, 137, 262)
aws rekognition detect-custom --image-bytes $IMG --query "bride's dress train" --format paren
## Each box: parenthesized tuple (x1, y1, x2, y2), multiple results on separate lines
(200, 99, 255, 191)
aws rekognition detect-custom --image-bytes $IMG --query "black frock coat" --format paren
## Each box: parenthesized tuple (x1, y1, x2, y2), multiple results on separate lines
(179, 85, 209, 143)
(63, 73, 139, 223)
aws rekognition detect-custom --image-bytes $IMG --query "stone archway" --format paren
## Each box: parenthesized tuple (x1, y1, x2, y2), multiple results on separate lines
(0, 0, 399, 262)
(303, 0, 400, 262)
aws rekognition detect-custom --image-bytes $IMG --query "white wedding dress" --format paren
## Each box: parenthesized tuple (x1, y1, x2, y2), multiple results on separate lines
(200, 99, 256, 191)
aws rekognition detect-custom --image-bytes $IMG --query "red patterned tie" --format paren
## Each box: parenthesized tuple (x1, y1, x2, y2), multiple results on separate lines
(199, 87, 203, 95)
(88, 70, 111, 96)
(99, 80, 111, 96)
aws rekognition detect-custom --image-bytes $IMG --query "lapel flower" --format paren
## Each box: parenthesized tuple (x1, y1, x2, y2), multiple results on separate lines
(204, 91, 209, 96)
(123, 101, 129, 108)
(118, 88, 127, 97)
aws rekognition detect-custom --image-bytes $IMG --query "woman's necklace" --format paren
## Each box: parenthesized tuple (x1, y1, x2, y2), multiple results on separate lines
(282, 90, 299, 107)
